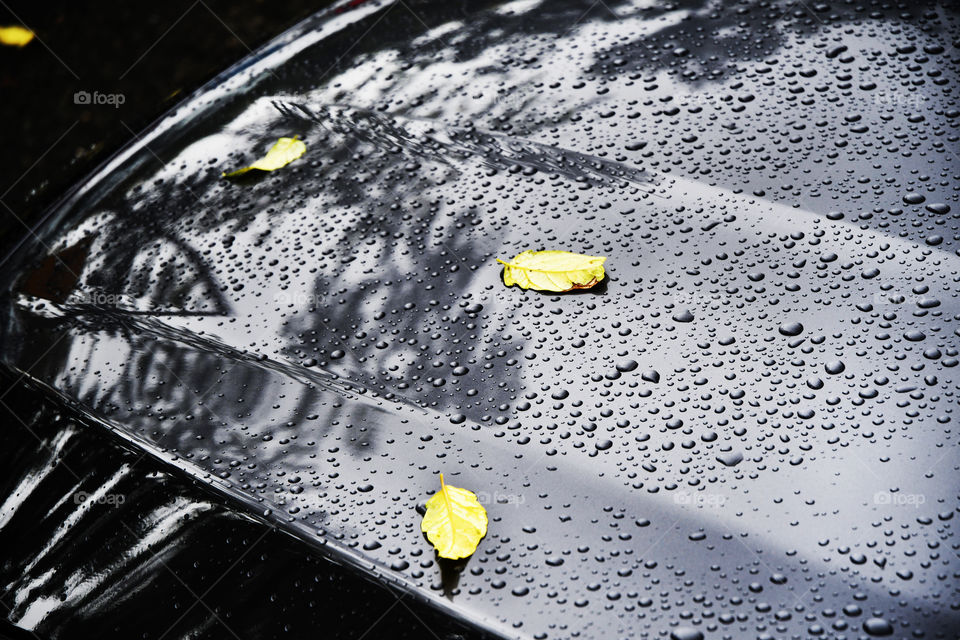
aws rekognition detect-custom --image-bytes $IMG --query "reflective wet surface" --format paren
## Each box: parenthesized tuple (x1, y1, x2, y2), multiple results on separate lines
(0, 375, 496, 640)
(1, 0, 959, 638)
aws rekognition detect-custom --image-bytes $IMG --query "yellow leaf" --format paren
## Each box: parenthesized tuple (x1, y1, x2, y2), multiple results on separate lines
(223, 136, 306, 177)
(497, 250, 607, 292)
(420, 474, 488, 560)
(0, 25, 34, 47)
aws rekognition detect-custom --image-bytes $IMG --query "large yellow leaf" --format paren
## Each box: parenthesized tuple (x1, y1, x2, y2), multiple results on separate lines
(497, 250, 607, 292)
(223, 136, 306, 177)
(0, 25, 34, 47)
(420, 474, 487, 560)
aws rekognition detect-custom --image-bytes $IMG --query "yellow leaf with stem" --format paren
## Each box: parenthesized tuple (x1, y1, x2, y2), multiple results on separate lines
(497, 250, 607, 292)
(0, 26, 34, 47)
(420, 474, 487, 560)
(223, 136, 306, 177)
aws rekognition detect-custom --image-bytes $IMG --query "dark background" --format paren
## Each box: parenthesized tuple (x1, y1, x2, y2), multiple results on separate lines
(0, 1, 328, 258)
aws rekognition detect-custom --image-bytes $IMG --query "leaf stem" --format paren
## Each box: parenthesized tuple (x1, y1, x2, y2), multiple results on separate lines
(495, 257, 605, 272)
(439, 473, 454, 530)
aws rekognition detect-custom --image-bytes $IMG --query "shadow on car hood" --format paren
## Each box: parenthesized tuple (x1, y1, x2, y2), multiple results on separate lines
(1, 0, 959, 638)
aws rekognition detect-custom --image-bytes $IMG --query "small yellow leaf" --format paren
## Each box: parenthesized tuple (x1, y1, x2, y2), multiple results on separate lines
(420, 474, 487, 560)
(497, 250, 607, 292)
(0, 25, 34, 47)
(223, 136, 306, 177)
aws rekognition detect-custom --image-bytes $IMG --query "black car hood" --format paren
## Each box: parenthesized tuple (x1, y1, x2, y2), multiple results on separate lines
(1, 0, 959, 638)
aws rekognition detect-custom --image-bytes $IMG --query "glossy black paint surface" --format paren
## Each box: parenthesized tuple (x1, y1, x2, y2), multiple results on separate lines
(1, 0, 959, 638)
(0, 375, 493, 639)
